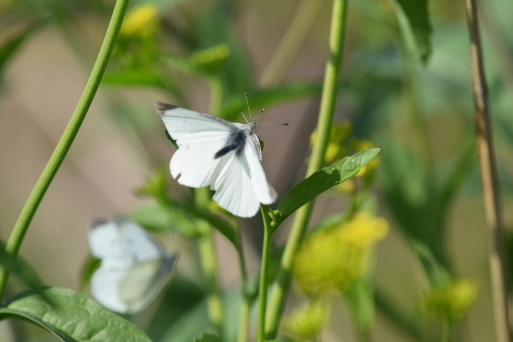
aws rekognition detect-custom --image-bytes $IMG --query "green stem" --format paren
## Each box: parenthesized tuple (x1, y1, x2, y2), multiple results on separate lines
(258, 205, 273, 341)
(198, 227, 224, 337)
(265, 0, 349, 337)
(235, 227, 251, 342)
(0, 0, 130, 301)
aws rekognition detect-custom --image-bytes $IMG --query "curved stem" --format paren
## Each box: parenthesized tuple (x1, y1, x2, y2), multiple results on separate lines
(0, 0, 130, 301)
(257, 205, 273, 341)
(265, 0, 349, 337)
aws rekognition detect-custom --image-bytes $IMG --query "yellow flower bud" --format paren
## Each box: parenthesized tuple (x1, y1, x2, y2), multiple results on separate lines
(422, 279, 478, 322)
(281, 301, 330, 341)
(120, 3, 159, 37)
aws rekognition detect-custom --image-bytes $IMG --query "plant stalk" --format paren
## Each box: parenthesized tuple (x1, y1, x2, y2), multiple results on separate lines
(265, 0, 349, 337)
(464, 1, 509, 341)
(0, 0, 130, 301)
(235, 220, 251, 342)
(257, 205, 273, 341)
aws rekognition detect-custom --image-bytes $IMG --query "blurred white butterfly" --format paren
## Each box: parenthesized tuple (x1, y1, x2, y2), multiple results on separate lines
(88, 217, 177, 314)
(155, 100, 280, 218)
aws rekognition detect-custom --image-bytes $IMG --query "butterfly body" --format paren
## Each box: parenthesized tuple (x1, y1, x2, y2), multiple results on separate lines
(88, 217, 176, 314)
(156, 102, 276, 217)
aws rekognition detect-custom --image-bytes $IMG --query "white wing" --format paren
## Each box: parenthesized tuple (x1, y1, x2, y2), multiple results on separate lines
(88, 218, 176, 314)
(211, 141, 277, 217)
(156, 102, 237, 188)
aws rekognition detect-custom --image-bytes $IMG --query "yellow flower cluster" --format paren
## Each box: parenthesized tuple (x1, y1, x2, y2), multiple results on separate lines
(120, 3, 159, 37)
(293, 212, 388, 296)
(422, 279, 478, 322)
(281, 301, 330, 341)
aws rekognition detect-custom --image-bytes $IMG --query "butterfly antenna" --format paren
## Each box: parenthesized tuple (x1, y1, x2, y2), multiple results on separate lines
(253, 108, 264, 121)
(240, 111, 249, 123)
(244, 92, 253, 120)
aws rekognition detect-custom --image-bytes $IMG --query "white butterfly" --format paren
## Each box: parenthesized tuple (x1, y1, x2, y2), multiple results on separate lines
(155, 101, 278, 218)
(88, 217, 177, 314)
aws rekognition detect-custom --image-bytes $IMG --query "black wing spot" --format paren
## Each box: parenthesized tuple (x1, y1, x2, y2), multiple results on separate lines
(214, 130, 246, 159)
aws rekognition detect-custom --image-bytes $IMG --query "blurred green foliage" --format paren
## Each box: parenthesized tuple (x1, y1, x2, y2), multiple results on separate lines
(1, 0, 513, 340)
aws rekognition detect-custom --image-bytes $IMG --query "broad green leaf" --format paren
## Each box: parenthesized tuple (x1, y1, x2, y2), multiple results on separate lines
(391, 0, 432, 63)
(276, 148, 381, 226)
(194, 333, 222, 342)
(0, 287, 152, 342)
(78, 255, 101, 291)
(221, 82, 322, 121)
(410, 241, 451, 287)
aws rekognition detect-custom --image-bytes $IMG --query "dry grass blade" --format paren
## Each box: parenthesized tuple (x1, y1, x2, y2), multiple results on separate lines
(464, 0, 510, 341)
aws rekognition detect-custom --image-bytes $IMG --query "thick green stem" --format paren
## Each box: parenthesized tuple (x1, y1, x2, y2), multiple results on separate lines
(0, 0, 130, 301)
(265, 0, 349, 337)
(258, 205, 273, 341)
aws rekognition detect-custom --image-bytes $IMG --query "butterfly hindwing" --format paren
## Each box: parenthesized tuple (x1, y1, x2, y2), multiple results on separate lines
(88, 218, 176, 314)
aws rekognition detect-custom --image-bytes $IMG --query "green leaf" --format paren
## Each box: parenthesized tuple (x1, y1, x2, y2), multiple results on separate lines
(221, 82, 323, 121)
(131, 202, 207, 239)
(390, 0, 432, 63)
(0, 241, 46, 296)
(0, 287, 152, 342)
(343, 274, 375, 337)
(194, 333, 222, 342)
(78, 255, 101, 291)
(276, 148, 381, 227)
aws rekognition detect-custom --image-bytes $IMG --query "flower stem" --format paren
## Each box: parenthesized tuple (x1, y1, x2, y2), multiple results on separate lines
(464, 1, 509, 341)
(0, 0, 130, 301)
(258, 205, 273, 341)
(265, 0, 349, 337)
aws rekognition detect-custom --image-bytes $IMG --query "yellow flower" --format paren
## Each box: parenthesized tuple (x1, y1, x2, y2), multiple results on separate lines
(281, 301, 330, 341)
(293, 212, 388, 296)
(422, 279, 478, 322)
(355, 140, 379, 176)
(310, 122, 352, 164)
(120, 3, 159, 37)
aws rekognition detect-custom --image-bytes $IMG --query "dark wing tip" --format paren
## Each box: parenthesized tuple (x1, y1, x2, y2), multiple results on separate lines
(154, 102, 179, 115)
(89, 218, 110, 230)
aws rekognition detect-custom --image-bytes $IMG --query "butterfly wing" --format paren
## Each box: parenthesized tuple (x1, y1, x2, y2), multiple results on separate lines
(210, 137, 277, 217)
(156, 102, 239, 188)
(88, 218, 175, 314)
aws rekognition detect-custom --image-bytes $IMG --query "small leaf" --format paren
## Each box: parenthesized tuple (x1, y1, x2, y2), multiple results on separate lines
(390, 0, 432, 63)
(276, 149, 381, 226)
(0, 287, 152, 342)
(194, 332, 222, 342)
(131, 202, 206, 239)
(343, 273, 375, 336)
(78, 255, 101, 290)
(0, 241, 46, 296)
